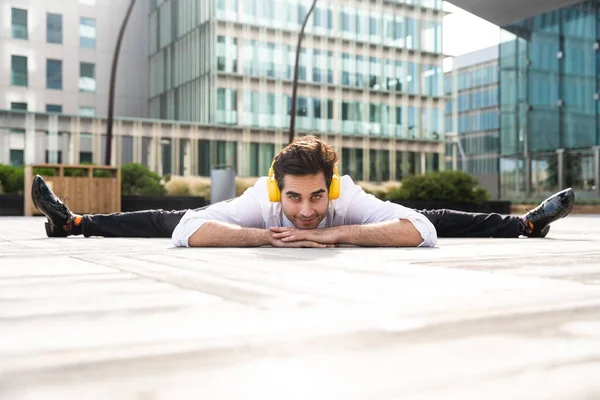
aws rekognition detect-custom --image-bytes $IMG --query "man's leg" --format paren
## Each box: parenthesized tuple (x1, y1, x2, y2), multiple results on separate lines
(81, 209, 187, 238)
(418, 209, 520, 238)
(32, 174, 191, 238)
(418, 188, 575, 238)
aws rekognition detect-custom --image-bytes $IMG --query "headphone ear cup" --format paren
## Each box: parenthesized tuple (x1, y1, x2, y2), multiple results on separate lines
(267, 177, 280, 202)
(328, 173, 341, 200)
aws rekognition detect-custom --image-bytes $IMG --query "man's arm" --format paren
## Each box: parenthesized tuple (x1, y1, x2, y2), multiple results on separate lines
(270, 218, 424, 247)
(190, 220, 335, 248)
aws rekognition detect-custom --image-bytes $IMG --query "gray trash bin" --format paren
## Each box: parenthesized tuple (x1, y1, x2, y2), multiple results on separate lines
(210, 166, 236, 204)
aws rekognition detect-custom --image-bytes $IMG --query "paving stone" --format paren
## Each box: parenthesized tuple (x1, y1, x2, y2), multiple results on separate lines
(1, 215, 600, 399)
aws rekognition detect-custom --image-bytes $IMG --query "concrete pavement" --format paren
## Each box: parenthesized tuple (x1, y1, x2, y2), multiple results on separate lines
(1, 215, 600, 399)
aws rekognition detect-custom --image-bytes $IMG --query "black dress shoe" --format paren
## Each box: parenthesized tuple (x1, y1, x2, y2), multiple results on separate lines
(31, 175, 75, 237)
(524, 188, 575, 237)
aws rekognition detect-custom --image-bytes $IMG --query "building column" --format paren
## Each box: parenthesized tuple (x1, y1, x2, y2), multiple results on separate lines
(92, 119, 103, 165)
(420, 151, 426, 175)
(362, 136, 370, 181)
(132, 122, 143, 164)
(524, 152, 532, 198)
(173, 138, 181, 176)
(68, 117, 80, 164)
(47, 115, 59, 164)
(389, 140, 397, 181)
(110, 120, 122, 167)
(148, 123, 161, 173)
(452, 143, 458, 170)
(181, 138, 191, 176)
(594, 146, 600, 196)
(557, 148, 565, 189)
(25, 113, 36, 164)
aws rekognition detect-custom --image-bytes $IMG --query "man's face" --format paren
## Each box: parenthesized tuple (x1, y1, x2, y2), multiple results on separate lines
(280, 172, 329, 229)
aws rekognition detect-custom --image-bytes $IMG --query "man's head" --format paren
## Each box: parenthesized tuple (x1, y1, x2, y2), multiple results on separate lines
(272, 135, 339, 229)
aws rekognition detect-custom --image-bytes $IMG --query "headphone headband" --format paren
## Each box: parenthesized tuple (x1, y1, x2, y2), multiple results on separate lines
(267, 159, 341, 202)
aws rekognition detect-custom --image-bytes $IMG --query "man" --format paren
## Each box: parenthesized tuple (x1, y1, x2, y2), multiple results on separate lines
(32, 135, 574, 248)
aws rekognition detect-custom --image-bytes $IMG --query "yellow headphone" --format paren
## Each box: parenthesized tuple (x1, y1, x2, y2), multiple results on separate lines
(267, 160, 341, 202)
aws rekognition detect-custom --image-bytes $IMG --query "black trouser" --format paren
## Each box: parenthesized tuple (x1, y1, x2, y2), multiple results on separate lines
(82, 207, 520, 239)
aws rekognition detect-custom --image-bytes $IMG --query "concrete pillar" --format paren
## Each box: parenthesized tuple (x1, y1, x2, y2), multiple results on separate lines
(362, 137, 370, 181)
(452, 143, 458, 170)
(47, 115, 59, 164)
(92, 119, 103, 165)
(389, 140, 397, 181)
(594, 146, 600, 196)
(524, 152, 532, 198)
(133, 122, 143, 164)
(420, 152, 426, 175)
(24, 113, 36, 164)
(557, 148, 565, 189)
(68, 118, 80, 164)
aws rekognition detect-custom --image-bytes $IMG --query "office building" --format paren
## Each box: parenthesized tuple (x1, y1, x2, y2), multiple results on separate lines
(445, 46, 500, 198)
(1, 0, 446, 181)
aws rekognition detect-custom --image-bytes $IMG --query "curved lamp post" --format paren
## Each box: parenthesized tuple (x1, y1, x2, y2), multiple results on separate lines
(289, 0, 318, 144)
(105, 0, 137, 165)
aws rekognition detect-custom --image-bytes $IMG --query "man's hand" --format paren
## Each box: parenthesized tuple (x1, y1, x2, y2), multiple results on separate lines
(270, 227, 343, 245)
(269, 235, 336, 248)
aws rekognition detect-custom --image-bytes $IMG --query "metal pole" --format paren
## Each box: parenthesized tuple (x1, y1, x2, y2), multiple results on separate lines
(105, 0, 137, 166)
(289, 0, 318, 144)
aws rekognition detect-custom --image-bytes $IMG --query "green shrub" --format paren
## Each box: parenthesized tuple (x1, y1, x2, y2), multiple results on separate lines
(120, 163, 166, 196)
(33, 167, 56, 176)
(63, 167, 87, 177)
(386, 170, 491, 204)
(93, 169, 113, 178)
(0, 164, 24, 194)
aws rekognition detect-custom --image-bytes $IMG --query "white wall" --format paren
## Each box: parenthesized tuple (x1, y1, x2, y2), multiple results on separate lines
(0, 0, 149, 118)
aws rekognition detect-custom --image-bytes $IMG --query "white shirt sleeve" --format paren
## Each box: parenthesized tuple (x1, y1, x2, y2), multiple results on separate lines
(171, 180, 266, 247)
(338, 176, 437, 247)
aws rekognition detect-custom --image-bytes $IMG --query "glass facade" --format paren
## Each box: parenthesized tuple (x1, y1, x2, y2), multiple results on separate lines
(149, 0, 444, 179)
(446, 56, 500, 198)
(500, 0, 600, 199)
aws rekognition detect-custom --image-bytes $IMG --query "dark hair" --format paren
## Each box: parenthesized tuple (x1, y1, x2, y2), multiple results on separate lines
(273, 135, 338, 190)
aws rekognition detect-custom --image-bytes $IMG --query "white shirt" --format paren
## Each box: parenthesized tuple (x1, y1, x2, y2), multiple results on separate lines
(172, 175, 437, 248)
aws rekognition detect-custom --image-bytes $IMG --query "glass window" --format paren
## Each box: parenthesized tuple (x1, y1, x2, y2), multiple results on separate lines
(216, 0, 238, 21)
(11, 102, 27, 111)
(394, 17, 405, 47)
(79, 17, 96, 48)
(217, 36, 238, 73)
(407, 62, 419, 95)
(47, 59, 62, 90)
(10, 150, 25, 167)
(79, 62, 96, 92)
(79, 107, 95, 116)
(422, 21, 441, 53)
(47, 13, 62, 44)
(312, 50, 322, 83)
(80, 152, 93, 163)
(12, 8, 28, 39)
(11, 56, 28, 87)
(406, 18, 419, 50)
(369, 57, 381, 89)
(46, 104, 63, 113)
(216, 88, 238, 125)
(369, 14, 380, 43)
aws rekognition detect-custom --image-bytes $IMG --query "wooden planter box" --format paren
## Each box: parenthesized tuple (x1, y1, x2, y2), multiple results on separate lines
(24, 164, 121, 216)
